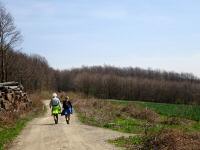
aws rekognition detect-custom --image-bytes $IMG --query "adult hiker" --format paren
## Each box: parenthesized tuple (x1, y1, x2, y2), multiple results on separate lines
(62, 96, 73, 124)
(49, 93, 62, 124)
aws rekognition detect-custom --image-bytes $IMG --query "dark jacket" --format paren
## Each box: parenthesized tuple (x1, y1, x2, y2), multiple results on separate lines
(63, 100, 72, 110)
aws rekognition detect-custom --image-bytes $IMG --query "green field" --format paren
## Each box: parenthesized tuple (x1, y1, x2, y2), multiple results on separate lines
(110, 99, 200, 121)
(136, 101, 200, 121)
(105, 99, 200, 149)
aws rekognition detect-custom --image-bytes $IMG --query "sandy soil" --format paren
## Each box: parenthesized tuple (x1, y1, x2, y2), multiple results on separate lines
(8, 100, 131, 150)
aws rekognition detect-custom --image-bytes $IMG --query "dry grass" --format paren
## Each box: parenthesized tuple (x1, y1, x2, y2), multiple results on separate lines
(0, 111, 17, 125)
(111, 129, 200, 150)
(73, 98, 160, 127)
(161, 117, 195, 126)
(29, 93, 44, 113)
(142, 129, 200, 150)
(119, 104, 160, 123)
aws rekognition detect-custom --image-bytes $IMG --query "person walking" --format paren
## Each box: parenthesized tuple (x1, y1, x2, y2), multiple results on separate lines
(49, 93, 62, 124)
(62, 96, 73, 124)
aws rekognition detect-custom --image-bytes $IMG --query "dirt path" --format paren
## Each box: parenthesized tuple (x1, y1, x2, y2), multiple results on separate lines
(9, 100, 131, 150)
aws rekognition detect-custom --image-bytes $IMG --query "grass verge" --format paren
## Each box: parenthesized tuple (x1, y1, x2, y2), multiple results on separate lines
(108, 136, 143, 150)
(0, 92, 47, 150)
(0, 112, 35, 150)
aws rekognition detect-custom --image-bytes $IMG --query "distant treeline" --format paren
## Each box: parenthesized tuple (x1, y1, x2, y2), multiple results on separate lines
(1, 50, 200, 104)
(57, 66, 200, 104)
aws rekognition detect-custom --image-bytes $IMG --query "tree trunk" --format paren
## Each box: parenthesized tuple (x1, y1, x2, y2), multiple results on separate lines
(1, 45, 5, 82)
(5, 49, 7, 82)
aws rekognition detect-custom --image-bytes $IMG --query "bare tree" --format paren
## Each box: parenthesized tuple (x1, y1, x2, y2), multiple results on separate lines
(0, 4, 22, 82)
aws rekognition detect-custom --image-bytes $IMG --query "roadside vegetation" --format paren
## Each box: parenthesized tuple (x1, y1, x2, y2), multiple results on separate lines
(0, 112, 35, 150)
(0, 92, 49, 150)
(71, 94, 200, 150)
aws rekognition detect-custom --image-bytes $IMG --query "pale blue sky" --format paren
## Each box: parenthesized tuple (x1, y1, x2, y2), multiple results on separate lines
(3, 0, 200, 76)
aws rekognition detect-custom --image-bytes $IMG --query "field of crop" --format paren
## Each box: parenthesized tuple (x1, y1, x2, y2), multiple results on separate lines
(109, 99, 200, 121)
(136, 101, 200, 121)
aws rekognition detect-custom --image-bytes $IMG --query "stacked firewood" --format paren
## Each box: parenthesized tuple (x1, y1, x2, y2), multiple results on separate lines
(0, 81, 32, 113)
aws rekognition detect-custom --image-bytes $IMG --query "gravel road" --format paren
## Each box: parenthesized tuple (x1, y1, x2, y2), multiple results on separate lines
(9, 100, 130, 150)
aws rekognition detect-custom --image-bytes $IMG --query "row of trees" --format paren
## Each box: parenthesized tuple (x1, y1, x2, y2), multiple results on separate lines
(68, 66, 199, 82)
(3, 50, 200, 104)
(56, 67, 200, 104)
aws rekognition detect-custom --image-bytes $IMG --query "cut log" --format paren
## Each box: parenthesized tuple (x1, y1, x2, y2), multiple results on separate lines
(0, 81, 19, 87)
(5, 86, 19, 90)
(0, 81, 32, 119)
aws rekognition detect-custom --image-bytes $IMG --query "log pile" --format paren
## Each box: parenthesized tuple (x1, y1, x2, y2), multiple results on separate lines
(0, 81, 32, 114)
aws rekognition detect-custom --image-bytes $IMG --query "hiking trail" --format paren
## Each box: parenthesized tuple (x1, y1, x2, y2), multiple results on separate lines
(9, 100, 131, 150)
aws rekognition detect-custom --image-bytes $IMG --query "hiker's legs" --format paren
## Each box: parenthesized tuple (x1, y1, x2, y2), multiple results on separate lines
(56, 114, 58, 123)
(54, 114, 58, 124)
(68, 114, 70, 121)
(65, 114, 70, 124)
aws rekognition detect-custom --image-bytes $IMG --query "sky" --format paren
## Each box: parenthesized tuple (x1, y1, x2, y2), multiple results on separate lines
(3, 0, 200, 76)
